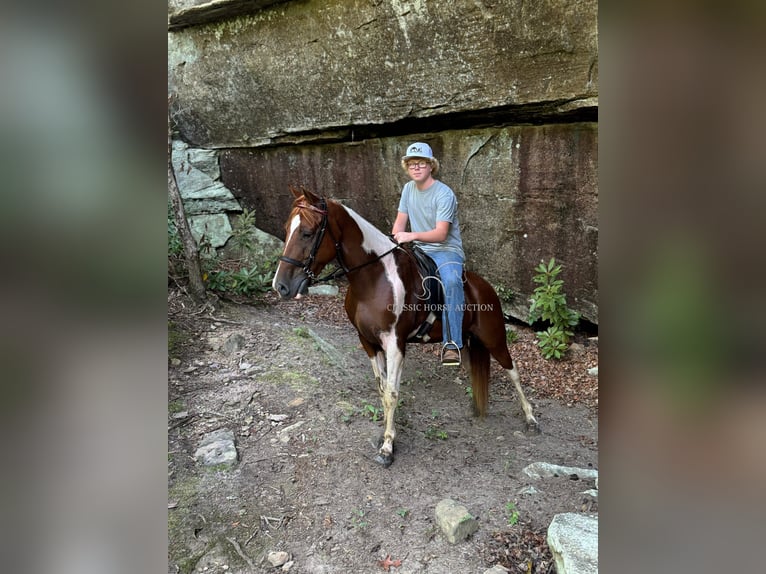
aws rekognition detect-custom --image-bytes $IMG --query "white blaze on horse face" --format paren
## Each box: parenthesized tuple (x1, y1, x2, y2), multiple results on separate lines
(344, 206, 405, 318)
(272, 214, 302, 290)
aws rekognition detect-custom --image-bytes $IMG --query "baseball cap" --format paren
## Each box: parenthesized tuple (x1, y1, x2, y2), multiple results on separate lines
(402, 142, 434, 161)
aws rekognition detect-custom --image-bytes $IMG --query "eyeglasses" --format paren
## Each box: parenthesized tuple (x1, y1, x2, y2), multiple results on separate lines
(406, 161, 429, 169)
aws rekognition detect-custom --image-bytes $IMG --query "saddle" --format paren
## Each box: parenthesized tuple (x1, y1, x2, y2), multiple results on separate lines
(403, 244, 444, 342)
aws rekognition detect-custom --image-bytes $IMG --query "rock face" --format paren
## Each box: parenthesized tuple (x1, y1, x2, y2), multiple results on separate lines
(167, 0, 599, 323)
(171, 140, 241, 249)
(219, 127, 598, 323)
(168, 0, 596, 147)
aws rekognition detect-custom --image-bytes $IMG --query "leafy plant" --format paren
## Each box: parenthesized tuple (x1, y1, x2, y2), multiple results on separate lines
(204, 262, 275, 296)
(494, 284, 515, 304)
(362, 403, 382, 422)
(536, 325, 570, 360)
(425, 426, 448, 441)
(528, 258, 580, 360)
(230, 208, 257, 256)
(351, 509, 368, 529)
(167, 202, 183, 257)
(505, 501, 520, 526)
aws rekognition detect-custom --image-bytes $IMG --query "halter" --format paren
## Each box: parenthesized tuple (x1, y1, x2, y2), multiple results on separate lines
(278, 197, 400, 284)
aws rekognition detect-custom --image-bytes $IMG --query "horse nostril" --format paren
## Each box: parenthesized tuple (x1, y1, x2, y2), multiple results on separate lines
(276, 282, 290, 298)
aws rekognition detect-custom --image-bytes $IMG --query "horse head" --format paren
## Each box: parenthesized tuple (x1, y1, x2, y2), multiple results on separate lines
(272, 187, 338, 299)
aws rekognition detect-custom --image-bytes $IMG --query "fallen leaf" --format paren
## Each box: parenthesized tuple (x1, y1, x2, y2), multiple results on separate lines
(377, 554, 402, 571)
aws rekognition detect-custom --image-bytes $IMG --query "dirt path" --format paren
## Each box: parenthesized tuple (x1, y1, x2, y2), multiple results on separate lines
(168, 291, 598, 573)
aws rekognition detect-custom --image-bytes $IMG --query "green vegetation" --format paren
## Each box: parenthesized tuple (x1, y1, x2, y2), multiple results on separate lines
(505, 501, 520, 526)
(425, 426, 448, 441)
(293, 326, 310, 338)
(362, 403, 383, 422)
(528, 258, 580, 359)
(494, 284, 515, 304)
(204, 262, 274, 296)
(169, 204, 276, 297)
(351, 509, 369, 529)
(168, 202, 183, 257)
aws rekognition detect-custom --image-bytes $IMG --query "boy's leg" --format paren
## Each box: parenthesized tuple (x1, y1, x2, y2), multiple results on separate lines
(430, 251, 465, 349)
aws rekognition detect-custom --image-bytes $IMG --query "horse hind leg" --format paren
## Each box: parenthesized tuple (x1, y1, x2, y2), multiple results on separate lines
(478, 328, 540, 433)
(507, 363, 540, 434)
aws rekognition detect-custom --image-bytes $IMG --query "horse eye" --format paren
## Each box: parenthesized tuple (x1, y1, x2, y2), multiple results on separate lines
(300, 229, 314, 239)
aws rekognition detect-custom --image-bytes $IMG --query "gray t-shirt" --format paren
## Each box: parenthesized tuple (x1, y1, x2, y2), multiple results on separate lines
(397, 179, 465, 259)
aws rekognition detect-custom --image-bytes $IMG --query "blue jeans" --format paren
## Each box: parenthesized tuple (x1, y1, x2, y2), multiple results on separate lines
(428, 251, 465, 348)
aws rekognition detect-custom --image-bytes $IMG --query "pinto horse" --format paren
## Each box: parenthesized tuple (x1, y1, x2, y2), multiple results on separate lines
(272, 187, 539, 466)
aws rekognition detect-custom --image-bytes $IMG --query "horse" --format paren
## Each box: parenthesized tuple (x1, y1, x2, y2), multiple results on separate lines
(272, 187, 539, 467)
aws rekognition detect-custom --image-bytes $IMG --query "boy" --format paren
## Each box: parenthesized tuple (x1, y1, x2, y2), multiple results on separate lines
(391, 142, 465, 366)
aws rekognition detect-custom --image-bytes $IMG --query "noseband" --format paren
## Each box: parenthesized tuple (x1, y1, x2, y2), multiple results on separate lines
(278, 197, 400, 284)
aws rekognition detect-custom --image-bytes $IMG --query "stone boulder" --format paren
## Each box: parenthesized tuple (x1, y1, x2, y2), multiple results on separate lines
(194, 429, 238, 467)
(547, 513, 598, 574)
(434, 498, 479, 544)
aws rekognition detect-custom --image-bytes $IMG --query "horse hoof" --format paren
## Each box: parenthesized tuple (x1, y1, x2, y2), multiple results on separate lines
(374, 452, 394, 468)
(526, 421, 541, 435)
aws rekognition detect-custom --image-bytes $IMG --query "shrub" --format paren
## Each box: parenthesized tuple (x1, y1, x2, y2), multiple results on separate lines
(529, 258, 580, 359)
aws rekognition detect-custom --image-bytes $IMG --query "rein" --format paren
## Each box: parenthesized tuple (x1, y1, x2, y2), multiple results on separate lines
(278, 197, 400, 284)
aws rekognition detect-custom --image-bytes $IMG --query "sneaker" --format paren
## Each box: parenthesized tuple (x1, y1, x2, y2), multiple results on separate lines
(441, 348, 461, 366)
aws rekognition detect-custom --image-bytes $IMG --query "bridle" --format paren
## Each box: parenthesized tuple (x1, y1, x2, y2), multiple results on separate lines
(278, 198, 330, 281)
(278, 197, 400, 284)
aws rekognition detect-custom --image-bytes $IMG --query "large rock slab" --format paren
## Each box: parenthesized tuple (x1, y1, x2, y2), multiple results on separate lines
(522, 462, 599, 481)
(168, 0, 597, 147)
(168, 1, 290, 31)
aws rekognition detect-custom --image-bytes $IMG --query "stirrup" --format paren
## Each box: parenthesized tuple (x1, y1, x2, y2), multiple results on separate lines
(440, 341, 462, 366)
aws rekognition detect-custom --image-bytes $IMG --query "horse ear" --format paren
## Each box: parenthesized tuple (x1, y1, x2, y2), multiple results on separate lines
(302, 188, 321, 205)
(289, 186, 302, 199)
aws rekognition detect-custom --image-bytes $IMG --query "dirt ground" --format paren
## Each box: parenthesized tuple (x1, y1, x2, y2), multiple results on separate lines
(168, 287, 598, 574)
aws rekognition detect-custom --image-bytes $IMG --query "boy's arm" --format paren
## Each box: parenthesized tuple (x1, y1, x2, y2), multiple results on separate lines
(391, 212, 409, 235)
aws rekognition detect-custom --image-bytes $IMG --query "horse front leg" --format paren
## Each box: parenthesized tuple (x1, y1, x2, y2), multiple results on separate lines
(374, 337, 404, 468)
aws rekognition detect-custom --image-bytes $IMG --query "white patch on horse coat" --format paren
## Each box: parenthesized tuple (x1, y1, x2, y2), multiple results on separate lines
(272, 214, 301, 290)
(343, 206, 405, 319)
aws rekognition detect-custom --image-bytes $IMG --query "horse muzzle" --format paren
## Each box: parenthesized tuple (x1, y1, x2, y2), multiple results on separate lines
(273, 274, 310, 299)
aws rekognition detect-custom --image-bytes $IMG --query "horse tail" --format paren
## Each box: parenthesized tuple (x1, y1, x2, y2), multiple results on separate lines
(468, 335, 490, 417)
